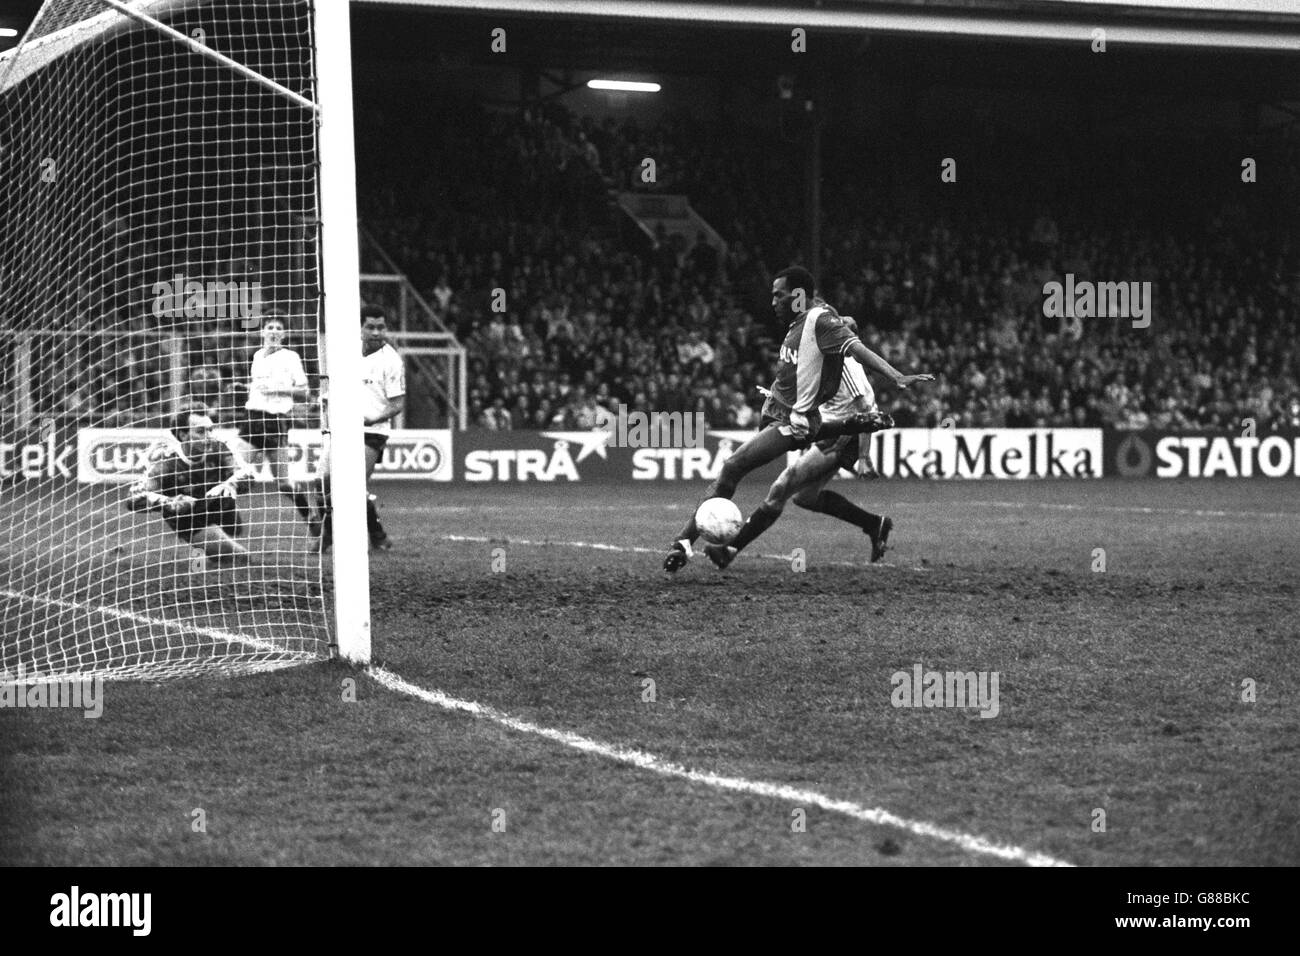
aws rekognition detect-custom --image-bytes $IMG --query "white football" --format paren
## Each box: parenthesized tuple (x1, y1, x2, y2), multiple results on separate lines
(695, 497, 744, 546)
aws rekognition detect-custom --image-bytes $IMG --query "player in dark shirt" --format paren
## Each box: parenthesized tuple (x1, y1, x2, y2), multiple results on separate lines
(127, 410, 250, 566)
(704, 319, 895, 569)
(663, 266, 934, 573)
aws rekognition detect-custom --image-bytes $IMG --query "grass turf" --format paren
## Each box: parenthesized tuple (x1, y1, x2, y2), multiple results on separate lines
(2, 477, 1297, 865)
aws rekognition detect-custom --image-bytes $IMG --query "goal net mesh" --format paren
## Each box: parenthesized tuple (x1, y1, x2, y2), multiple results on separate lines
(0, 0, 334, 683)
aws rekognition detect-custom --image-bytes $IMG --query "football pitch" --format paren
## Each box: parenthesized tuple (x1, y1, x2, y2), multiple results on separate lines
(2, 476, 1298, 866)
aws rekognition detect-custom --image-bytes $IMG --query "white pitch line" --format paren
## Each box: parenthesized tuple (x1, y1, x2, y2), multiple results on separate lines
(387, 504, 686, 514)
(957, 500, 1300, 520)
(443, 533, 660, 555)
(368, 665, 1072, 867)
(438, 534, 928, 571)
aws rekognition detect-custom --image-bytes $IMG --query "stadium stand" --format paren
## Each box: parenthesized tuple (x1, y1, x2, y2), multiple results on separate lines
(356, 99, 1299, 432)
(16, 100, 1295, 434)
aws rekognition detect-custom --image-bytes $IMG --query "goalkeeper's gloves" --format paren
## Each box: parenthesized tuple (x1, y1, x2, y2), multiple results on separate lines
(206, 481, 237, 500)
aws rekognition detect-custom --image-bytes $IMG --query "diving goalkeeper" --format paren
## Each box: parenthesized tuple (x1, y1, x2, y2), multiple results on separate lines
(126, 410, 251, 567)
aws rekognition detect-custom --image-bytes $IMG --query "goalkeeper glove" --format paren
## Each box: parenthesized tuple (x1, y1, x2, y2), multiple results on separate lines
(206, 481, 237, 500)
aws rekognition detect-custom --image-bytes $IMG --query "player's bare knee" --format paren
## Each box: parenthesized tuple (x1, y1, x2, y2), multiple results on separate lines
(764, 477, 793, 512)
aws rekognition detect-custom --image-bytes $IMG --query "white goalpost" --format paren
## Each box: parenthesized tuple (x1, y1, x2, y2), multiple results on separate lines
(314, 0, 370, 666)
(0, 0, 370, 682)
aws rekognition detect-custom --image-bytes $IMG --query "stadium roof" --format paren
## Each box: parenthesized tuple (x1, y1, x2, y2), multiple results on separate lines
(359, 0, 1300, 50)
(3, 2, 1296, 56)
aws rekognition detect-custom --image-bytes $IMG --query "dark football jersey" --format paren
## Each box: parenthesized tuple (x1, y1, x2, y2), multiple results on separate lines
(134, 440, 238, 500)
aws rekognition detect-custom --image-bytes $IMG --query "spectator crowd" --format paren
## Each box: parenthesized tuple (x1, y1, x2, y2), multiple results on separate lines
(360, 100, 1300, 433)
(5, 97, 1298, 437)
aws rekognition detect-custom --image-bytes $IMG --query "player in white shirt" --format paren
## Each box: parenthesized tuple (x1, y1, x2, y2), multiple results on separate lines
(313, 305, 405, 552)
(703, 316, 896, 569)
(231, 315, 313, 526)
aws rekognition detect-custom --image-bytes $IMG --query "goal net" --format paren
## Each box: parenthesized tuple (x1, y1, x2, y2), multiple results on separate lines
(0, 0, 358, 683)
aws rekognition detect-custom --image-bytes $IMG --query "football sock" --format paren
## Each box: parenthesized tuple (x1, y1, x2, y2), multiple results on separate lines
(729, 502, 782, 554)
(673, 515, 700, 546)
(818, 412, 891, 440)
(807, 490, 881, 536)
(814, 418, 846, 440)
(366, 498, 387, 541)
(816, 417, 867, 440)
(713, 476, 739, 499)
(282, 485, 313, 520)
